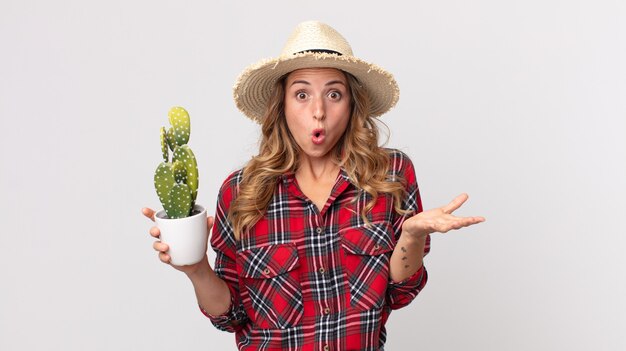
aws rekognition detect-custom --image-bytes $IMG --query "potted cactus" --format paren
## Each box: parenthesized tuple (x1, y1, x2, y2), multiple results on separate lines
(153, 106, 208, 266)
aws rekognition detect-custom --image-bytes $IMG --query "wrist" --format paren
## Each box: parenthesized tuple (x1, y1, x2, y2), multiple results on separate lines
(400, 230, 428, 245)
(185, 260, 211, 282)
(401, 220, 430, 240)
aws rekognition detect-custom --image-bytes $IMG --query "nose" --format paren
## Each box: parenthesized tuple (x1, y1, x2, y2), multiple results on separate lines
(312, 96, 325, 121)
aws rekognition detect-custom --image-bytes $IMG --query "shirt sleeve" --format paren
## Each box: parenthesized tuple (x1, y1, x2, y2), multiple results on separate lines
(387, 149, 431, 310)
(199, 170, 249, 332)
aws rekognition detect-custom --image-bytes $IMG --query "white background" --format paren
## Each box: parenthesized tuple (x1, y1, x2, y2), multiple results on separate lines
(1, 0, 624, 350)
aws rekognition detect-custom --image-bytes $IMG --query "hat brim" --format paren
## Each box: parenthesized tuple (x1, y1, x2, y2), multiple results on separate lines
(233, 52, 399, 123)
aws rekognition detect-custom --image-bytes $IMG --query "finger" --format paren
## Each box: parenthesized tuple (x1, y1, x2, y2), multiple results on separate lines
(434, 217, 480, 233)
(149, 226, 160, 238)
(207, 216, 215, 231)
(444, 221, 469, 232)
(453, 217, 485, 229)
(142, 207, 156, 222)
(442, 193, 469, 214)
(446, 214, 485, 224)
(462, 216, 485, 225)
(159, 252, 171, 264)
(465, 217, 485, 225)
(153, 241, 169, 252)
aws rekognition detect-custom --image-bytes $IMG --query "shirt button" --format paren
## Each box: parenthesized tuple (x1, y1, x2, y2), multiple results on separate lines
(263, 268, 270, 275)
(323, 344, 330, 351)
(319, 267, 325, 274)
(316, 227, 323, 234)
(323, 307, 331, 315)
(373, 244, 381, 251)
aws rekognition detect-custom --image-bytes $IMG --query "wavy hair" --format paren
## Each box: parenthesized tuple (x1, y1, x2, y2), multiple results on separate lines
(229, 70, 410, 240)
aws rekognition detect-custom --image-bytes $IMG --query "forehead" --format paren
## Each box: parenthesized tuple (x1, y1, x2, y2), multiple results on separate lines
(285, 67, 347, 85)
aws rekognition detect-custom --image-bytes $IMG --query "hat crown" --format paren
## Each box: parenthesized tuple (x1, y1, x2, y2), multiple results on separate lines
(280, 21, 353, 57)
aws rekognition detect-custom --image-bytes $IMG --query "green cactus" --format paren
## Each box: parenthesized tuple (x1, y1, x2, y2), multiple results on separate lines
(173, 145, 198, 202)
(168, 107, 191, 146)
(160, 127, 168, 162)
(153, 106, 200, 219)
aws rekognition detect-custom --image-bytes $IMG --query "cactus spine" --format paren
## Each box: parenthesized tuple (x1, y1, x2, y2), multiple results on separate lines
(154, 107, 199, 219)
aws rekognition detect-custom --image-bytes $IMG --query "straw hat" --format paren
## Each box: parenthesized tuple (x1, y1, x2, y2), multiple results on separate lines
(233, 20, 400, 123)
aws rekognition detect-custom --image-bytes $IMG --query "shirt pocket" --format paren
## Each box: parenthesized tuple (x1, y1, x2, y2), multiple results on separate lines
(236, 243, 303, 329)
(340, 221, 395, 311)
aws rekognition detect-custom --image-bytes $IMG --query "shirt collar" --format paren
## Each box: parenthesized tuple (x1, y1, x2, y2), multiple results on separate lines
(280, 167, 352, 184)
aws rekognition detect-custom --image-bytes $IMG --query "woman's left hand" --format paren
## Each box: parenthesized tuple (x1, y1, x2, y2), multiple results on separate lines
(401, 193, 485, 241)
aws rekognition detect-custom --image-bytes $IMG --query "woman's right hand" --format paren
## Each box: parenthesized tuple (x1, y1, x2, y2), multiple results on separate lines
(141, 207, 213, 277)
(142, 207, 233, 316)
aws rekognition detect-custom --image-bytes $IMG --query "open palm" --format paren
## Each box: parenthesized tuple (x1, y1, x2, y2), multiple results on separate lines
(402, 193, 485, 239)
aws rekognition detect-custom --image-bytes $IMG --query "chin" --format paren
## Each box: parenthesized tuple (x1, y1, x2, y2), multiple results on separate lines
(302, 147, 331, 159)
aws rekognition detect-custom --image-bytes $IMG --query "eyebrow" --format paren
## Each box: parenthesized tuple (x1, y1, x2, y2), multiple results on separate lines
(289, 80, 347, 87)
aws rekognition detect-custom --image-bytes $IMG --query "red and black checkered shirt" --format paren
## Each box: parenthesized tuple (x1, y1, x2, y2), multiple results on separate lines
(201, 148, 430, 350)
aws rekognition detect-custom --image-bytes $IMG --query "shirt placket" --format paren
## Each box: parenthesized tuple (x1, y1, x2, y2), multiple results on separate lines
(285, 171, 352, 350)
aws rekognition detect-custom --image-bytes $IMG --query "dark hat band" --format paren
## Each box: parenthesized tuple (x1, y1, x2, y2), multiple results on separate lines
(294, 49, 343, 56)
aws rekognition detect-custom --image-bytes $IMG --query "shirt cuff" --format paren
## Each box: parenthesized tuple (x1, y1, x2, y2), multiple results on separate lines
(389, 264, 425, 287)
(198, 291, 248, 332)
(199, 299, 234, 321)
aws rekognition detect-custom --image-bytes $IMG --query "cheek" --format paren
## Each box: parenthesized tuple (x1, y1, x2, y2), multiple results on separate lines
(284, 112, 305, 138)
(331, 104, 351, 131)
(284, 103, 297, 131)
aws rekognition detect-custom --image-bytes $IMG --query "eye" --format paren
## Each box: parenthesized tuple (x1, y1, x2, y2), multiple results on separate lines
(328, 91, 342, 100)
(296, 91, 308, 100)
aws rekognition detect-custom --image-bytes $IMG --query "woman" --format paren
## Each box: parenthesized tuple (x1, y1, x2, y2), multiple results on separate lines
(143, 21, 484, 350)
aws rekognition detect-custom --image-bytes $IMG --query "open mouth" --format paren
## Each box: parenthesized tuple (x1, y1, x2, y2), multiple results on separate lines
(311, 129, 325, 144)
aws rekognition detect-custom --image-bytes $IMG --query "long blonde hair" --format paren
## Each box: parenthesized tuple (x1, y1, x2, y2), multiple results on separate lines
(229, 71, 410, 239)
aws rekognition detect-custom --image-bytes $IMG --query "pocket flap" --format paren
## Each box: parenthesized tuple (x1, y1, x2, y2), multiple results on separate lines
(237, 243, 300, 279)
(341, 221, 395, 256)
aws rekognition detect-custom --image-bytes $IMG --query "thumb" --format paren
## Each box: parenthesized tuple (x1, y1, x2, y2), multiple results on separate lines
(207, 215, 215, 231)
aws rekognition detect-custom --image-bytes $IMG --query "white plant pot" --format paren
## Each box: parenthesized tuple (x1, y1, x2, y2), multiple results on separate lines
(154, 204, 208, 266)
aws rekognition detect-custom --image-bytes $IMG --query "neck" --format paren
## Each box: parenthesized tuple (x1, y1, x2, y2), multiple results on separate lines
(296, 152, 340, 182)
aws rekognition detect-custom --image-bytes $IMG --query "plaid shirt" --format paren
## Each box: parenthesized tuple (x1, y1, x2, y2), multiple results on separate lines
(201, 148, 430, 350)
